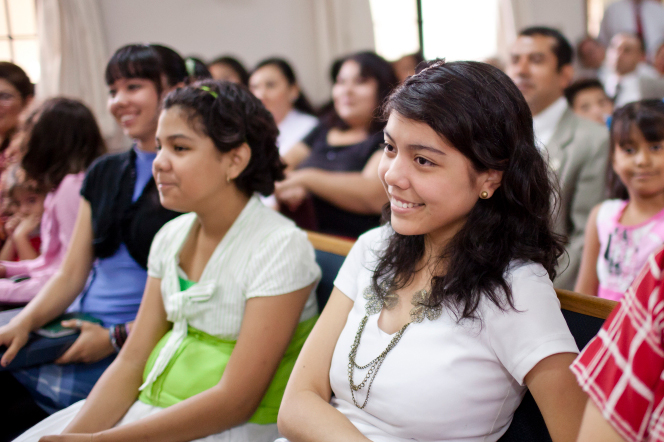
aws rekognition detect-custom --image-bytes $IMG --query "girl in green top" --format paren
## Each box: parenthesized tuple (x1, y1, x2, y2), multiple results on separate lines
(19, 81, 321, 442)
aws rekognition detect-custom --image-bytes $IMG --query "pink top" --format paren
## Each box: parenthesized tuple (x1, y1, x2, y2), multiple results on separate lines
(596, 199, 664, 301)
(0, 173, 84, 303)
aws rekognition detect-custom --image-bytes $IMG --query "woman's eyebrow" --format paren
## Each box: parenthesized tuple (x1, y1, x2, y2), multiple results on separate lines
(409, 144, 445, 156)
(166, 134, 194, 141)
(384, 130, 445, 156)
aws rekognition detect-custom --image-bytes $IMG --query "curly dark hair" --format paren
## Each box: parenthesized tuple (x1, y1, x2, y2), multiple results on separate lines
(163, 80, 284, 196)
(608, 99, 664, 200)
(22, 98, 106, 191)
(373, 60, 566, 321)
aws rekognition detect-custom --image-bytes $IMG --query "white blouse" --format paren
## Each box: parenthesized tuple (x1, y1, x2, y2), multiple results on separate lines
(277, 109, 318, 155)
(329, 227, 578, 442)
(141, 195, 321, 390)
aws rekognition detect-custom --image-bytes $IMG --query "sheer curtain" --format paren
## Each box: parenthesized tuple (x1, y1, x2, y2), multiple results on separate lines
(36, 0, 116, 142)
(311, 0, 375, 93)
(497, 0, 520, 64)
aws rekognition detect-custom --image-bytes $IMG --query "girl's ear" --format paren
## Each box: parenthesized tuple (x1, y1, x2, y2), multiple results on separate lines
(227, 143, 252, 181)
(289, 85, 300, 104)
(480, 169, 503, 196)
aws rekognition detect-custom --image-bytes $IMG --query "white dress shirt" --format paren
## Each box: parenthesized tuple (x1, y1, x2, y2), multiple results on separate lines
(533, 97, 568, 150)
(601, 62, 659, 107)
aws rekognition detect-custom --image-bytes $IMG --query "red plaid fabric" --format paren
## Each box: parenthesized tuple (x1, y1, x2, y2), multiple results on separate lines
(571, 246, 664, 442)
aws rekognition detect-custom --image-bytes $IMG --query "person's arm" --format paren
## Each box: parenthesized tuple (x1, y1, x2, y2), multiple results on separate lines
(526, 352, 587, 442)
(12, 213, 41, 260)
(276, 150, 387, 215)
(574, 205, 601, 296)
(0, 215, 22, 262)
(576, 400, 625, 442)
(278, 288, 371, 442)
(0, 198, 95, 366)
(0, 236, 15, 261)
(282, 142, 311, 172)
(61, 276, 169, 434)
(63, 283, 316, 442)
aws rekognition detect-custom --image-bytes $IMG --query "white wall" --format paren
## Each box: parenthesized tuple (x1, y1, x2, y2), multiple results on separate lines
(513, 0, 587, 47)
(98, 0, 591, 104)
(98, 0, 375, 105)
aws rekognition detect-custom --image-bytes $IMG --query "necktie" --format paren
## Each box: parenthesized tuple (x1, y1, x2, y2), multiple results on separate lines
(613, 81, 622, 103)
(635, 1, 644, 48)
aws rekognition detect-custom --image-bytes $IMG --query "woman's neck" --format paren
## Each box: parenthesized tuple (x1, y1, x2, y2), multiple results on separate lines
(135, 135, 157, 153)
(196, 187, 251, 242)
(273, 106, 293, 126)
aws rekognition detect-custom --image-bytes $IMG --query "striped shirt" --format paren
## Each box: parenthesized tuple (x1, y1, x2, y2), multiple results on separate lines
(142, 195, 320, 389)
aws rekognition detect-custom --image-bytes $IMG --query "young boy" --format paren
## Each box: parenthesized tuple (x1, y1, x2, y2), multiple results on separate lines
(564, 78, 614, 125)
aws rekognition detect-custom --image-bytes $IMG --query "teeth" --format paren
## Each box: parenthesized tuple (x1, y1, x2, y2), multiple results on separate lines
(120, 115, 134, 122)
(393, 199, 420, 209)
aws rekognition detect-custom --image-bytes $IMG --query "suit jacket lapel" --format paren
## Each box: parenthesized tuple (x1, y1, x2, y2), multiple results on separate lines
(545, 108, 576, 172)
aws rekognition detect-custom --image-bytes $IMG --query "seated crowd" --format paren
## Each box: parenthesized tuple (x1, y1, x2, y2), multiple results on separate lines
(0, 11, 662, 441)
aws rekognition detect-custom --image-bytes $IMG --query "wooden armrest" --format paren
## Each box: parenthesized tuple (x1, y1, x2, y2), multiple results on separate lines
(555, 288, 618, 319)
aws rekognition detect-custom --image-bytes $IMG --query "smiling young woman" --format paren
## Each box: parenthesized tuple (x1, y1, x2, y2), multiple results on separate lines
(15, 80, 321, 442)
(275, 52, 398, 239)
(0, 44, 186, 438)
(277, 60, 587, 442)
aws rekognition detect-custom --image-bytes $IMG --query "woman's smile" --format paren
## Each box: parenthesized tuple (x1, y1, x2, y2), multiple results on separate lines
(390, 195, 424, 212)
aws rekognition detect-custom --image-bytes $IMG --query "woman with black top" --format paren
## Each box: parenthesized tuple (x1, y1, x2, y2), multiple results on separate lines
(275, 52, 398, 238)
(0, 44, 184, 434)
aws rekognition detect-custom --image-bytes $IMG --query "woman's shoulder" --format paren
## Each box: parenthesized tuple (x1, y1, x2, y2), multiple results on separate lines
(302, 123, 328, 147)
(290, 110, 319, 127)
(152, 212, 196, 246)
(86, 150, 132, 175)
(54, 172, 85, 194)
(506, 261, 552, 284)
(82, 150, 132, 192)
(241, 197, 310, 243)
(349, 225, 392, 260)
(499, 261, 558, 308)
(158, 212, 197, 235)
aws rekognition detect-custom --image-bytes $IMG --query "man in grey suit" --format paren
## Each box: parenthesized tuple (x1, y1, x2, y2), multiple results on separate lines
(507, 27, 610, 290)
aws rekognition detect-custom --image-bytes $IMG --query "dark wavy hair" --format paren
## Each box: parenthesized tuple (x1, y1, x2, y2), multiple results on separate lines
(22, 98, 106, 191)
(251, 57, 315, 115)
(105, 44, 187, 95)
(608, 100, 664, 200)
(0, 62, 33, 101)
(163, 80, 284, 196)
(323, 51, 398, 134)
(373, 60, 565, 321)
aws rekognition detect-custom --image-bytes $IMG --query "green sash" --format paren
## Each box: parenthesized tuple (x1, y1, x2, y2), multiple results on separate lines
(138, 276, 317, 425)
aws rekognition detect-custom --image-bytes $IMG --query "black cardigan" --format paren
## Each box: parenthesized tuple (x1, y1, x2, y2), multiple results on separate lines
(81, 149, 181, 269)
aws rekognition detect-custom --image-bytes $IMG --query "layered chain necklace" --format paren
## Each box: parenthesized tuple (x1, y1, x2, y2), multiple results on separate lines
(348, 280, 442, 409)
